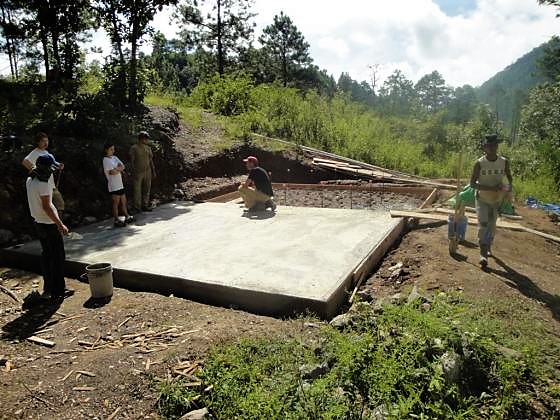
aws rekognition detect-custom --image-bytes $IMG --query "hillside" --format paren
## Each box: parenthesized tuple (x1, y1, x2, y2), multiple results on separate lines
(477, 41, 549, 131)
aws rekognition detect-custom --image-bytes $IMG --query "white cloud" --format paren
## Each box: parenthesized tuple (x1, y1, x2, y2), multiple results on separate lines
(2, 0, 558, 87)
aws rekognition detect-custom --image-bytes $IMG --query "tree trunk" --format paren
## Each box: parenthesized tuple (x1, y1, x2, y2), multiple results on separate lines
(0, 5, 15, 79)
(129, 18, 139, 106)
(40, 28, 50, 81)
(217, 0, 223, 75)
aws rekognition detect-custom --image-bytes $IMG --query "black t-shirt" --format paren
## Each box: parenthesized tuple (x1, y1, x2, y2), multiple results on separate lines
(248, 167, 273, 197)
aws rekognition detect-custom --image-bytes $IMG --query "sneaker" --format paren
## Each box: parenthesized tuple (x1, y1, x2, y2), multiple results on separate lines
(479, 256, 488, 268)
(266, 200, 277, 212)
(114, 220, 126, 228)
(40, 292, 53, 300)
(54, 288, 75, 299)
(124, 215, 134, 224)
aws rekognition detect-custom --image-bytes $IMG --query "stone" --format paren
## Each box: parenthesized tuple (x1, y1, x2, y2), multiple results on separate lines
(330, 313, 353, 329)
(300, 362, 330, 380)
(349, 301, 370, 313)
(440, 351, 462, 385)
(83, 216, 97, 224)
(371, 404, 389, 420)
(0, 229, 14, 246)
(355, 289, 374, 302)
(180, 408, 209, 420)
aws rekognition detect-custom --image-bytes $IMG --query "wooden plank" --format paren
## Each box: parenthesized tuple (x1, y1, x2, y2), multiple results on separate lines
(419, 188, 438, 209)
(27, 336, 55, 348)
(390, 210, 560, 243)
(313, 162, 456, 189)
(349, 218, 406, 303)
(205, 190, 240, 203)
(0, 284, 20, 303)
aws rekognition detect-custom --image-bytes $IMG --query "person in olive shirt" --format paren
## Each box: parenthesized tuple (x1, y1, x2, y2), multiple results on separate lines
(238, 156, 277, 212)
(129, 131, 156, 212)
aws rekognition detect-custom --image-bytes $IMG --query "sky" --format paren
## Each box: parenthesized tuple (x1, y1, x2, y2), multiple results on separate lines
(2, 0, 559, 88)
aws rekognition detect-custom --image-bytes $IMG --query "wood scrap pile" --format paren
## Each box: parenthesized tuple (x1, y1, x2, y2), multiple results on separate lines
(311, 157, 455, 189)
(52, 326, 200, 355)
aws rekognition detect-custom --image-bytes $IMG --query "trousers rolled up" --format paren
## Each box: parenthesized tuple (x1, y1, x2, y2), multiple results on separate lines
(35, 222, 66, 295)
(476, 199, 500, 255)
(238, 185, 271, 209)
(133, 170, 152, 210)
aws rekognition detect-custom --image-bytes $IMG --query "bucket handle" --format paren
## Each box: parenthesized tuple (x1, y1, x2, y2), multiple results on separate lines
(80, 273, 88, 282)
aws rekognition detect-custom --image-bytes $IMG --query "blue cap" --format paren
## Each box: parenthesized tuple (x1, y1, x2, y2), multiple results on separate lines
(36, 154, 59, 169)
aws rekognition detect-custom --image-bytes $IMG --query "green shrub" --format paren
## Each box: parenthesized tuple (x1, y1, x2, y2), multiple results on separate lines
(190, 74, 254, 116)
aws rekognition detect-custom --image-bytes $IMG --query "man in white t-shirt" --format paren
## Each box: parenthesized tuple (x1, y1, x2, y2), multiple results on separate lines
(22, 132, 65, 210)
(26, 154, 70, 300)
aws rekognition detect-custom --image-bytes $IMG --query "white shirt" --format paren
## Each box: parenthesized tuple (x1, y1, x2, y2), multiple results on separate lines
(477, 155, 507, 204)
(26, 177, 57, 224)
(24, 148, 55, 190)
(103, 156, 124, 192)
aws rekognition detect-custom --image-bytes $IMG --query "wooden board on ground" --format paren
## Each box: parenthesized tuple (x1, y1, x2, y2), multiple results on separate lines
(390, 210, 560, 243)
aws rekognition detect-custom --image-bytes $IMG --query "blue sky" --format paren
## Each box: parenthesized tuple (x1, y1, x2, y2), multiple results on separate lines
(434, 0, 477, 16)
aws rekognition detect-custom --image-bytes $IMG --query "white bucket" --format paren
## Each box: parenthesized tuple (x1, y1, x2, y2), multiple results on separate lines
(85, 263, 113, 298)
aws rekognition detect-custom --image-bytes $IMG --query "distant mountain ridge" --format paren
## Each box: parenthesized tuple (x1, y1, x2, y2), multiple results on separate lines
(476, 41, 549, 131)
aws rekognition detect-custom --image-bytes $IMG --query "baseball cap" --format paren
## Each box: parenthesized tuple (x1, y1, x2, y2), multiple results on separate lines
(243, 156, 259, 165)
(36, 154, 60, 171)
(138, 131, 150, 139)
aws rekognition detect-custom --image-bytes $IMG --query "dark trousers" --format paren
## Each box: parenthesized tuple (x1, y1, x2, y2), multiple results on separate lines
(34, 222, 66, 295)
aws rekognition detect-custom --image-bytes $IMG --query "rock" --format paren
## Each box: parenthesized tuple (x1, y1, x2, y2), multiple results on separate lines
(420, 302, 431, 312)
(388, 293, 402, 304)
(407, 284, 431, 305)
(303, 322, 321, 328)
(440, 351, 462, 385)
(83, 216, 97, 224)
(180, 407, 209, 420)
(0, 229, 14, 246)
(355, 289, 374, 302)
(300, 362, 330, 380)
(371, 404, 389, 420)
(349, 301, 370, 313)
(330, 313, 353, 329)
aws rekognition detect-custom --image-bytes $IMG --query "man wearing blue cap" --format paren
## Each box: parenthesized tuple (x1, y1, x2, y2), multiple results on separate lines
(26, 154, 70, 300)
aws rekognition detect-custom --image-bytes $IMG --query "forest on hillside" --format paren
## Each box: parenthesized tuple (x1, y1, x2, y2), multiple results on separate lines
(1, 0, 559, 200)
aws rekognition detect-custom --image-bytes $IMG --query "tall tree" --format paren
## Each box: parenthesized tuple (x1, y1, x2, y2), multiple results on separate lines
(378, 69, 417, 116)
(446, 84, 477, 124)
(0, 1, 24, 79)
(259, 12, 311, 87)
(17, 0, 93, 84)
(414, 70, 451, 113)
(177, 0, 255, 75)
(95, 0, 177, 105)
(539, 36, 560, 81)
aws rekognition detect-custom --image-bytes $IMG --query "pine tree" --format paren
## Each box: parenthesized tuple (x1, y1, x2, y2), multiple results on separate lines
(259, 12, 311, 87)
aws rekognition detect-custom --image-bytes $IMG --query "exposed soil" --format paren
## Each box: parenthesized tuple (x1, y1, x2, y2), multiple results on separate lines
(273, 188, 424, 210)
(359, 206, 560, 330)
(2, 104, 560, 418)
(0, 270, 304, 420)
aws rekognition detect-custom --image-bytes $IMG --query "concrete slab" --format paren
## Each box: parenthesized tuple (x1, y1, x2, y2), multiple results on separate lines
(1, 202, 401, 317)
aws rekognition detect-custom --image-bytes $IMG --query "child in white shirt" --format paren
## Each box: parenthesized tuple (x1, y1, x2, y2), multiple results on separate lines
(103, 142, 133, 227)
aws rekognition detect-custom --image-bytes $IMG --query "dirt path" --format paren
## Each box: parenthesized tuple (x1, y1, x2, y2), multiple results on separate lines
(360, 206, 560, 331)
(0, 271, 302, 419)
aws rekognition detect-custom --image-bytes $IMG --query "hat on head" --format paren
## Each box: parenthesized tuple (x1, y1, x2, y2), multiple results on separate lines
(138, 131, 150, 139)
(36, 154, 59, 171)
(243, 156, 258, 166)
(482, 134, 500, 146)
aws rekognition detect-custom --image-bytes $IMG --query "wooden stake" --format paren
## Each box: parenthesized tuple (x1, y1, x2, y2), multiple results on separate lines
(27, 336, 55, 348)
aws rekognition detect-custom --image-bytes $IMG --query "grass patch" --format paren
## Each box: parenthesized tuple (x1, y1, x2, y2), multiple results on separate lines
(156, 295, 560, 419)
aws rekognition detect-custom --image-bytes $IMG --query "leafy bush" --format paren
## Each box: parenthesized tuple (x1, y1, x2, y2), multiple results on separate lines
(190, 73, 254, 116)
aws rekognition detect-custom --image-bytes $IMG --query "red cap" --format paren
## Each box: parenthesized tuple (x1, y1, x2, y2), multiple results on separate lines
(243, 156, 258, 165)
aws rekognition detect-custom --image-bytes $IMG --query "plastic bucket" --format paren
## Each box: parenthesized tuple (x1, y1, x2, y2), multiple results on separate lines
(85, 263, 113, 298)
(448, 214, 468, 241)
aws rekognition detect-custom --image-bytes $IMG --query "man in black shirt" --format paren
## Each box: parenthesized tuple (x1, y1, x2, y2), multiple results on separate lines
(238, 156, 277, 212)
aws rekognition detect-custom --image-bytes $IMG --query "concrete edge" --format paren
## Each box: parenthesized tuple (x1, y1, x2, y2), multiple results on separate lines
(0, 248, 334, 319)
